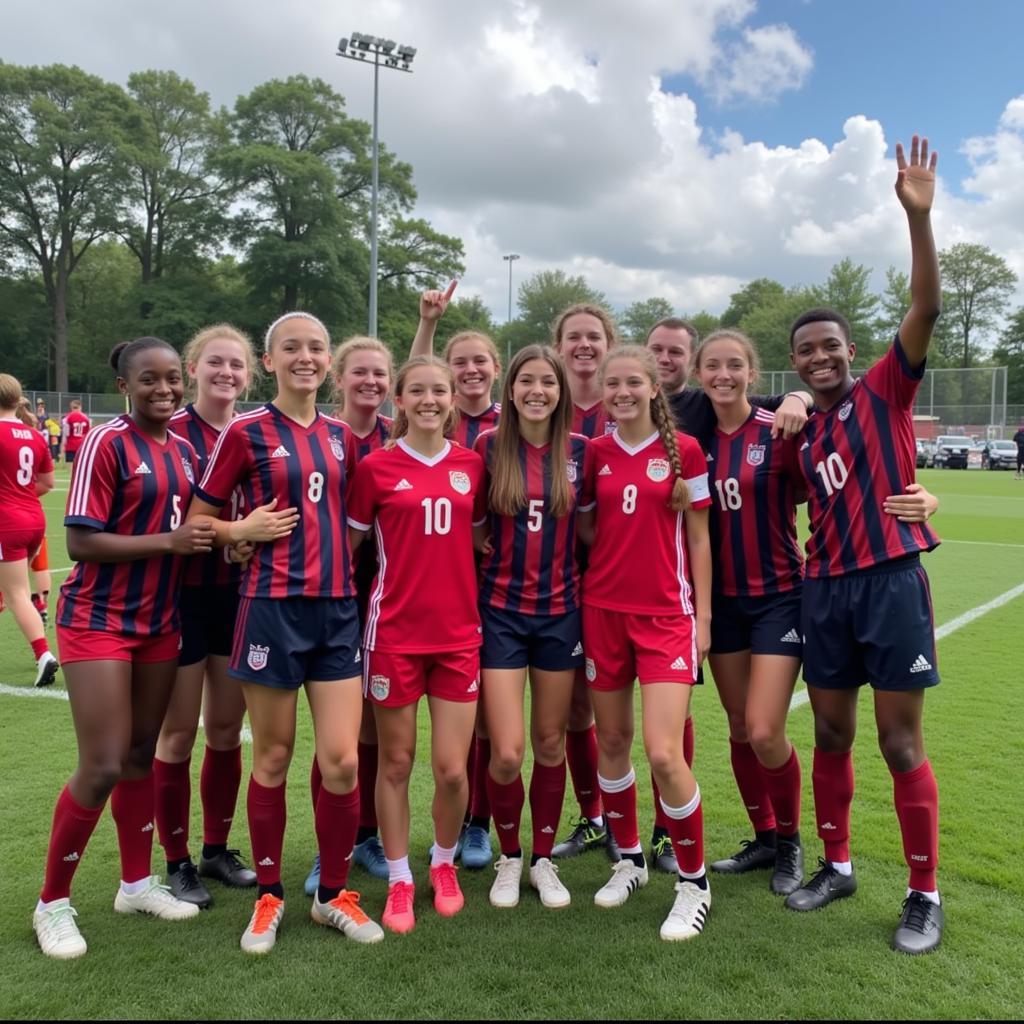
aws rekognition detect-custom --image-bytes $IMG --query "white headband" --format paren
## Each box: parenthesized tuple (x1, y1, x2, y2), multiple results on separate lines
(263, 312, 330, 353)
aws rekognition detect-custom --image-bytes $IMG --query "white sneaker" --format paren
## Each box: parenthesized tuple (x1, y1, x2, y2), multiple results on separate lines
(113, 876, 201, 920)
(594, 859, 649, 908)
(660, 879, 711, 941)
(529, 857, 570, 909)
(34, 651, 59, 688)
(489, 855, 523, 909)
(310, 890, 384, 943)
(33, 898, 87, 959)
(241, 894, 285, 954)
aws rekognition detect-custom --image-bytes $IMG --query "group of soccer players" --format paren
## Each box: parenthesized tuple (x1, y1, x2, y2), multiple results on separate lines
(10, 132, 947, 961)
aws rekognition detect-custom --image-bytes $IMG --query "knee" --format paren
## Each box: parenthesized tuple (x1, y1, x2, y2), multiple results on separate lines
(645, 743, 680, 781)
(433, 758, 467, 792)
(813, 717, 851, 754)
(746, 718, 783, 761)
(255, 742, 293, 783)
(124, 737, 159, 776)
(76, 748, 124, 801)
(490, 741, 524, 781)
(379, 747, 414, 786)
(596, 725, 632, 762)
(531, 726, 564, 766)
(726, 710, 748, 742)
(877, 729, 920, 773)
(159, 725, 199, 763)
(318, 749, 359, 791)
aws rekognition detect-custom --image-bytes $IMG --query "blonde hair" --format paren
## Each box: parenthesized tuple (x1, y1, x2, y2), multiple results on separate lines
(488, 345, 574, 519)
(263, 311, 330, 353)
(551, 303, 619, 351)
(0, 373, 23, 411)
(182, 323, 257, 398)
(443, 330, 501, 369)
(388, 356, 459, 443)
(600, 345, 690, 512)
(331, 335, 394, 412)
(694, 328, 760, 380)
(15, 397, 38, 429)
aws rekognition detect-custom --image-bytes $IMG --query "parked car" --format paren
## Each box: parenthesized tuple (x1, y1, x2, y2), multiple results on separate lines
(933, 435, 972, 469)
(982, 439, 1018, 470)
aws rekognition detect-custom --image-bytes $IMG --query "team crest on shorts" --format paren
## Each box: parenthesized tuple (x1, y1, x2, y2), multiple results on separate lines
(449, 470, 471, 494)
(746, 444, 766, 466)
(370, 674, 390, 701)
(247, 644, 269, 671)
(566, 461, 578, 483)
(839, 400, 853, 422)
(181, 458, 195, 484)
(329, 435, 346, 461)
(647, 458, 670, 482)
(585, 657, 597, 682)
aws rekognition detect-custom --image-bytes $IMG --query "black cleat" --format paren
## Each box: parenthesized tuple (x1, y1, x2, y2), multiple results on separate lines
(199, 848, 258, 888)
(650, 832, 679, 874)
(892, 892, 943, 955)
(606, 822, 621, 863)
(710, 837, 776, 874)
(168, 860, 213, 909)
(552, 816, 608, 859)
(770, 838, 804, 896)
(784, 859, 857, 912)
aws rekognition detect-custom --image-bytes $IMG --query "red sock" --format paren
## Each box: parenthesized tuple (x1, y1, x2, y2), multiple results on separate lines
(730, 739, 776, 832)
(759, 746, 802, 838)
(357, 742, 378, 830)
(309, 756, 323, 814)
(471, 737, 492, 821)
(40, 786, 105, 902)
(31, 637, 49, 660)
(812, 748, 854, 862)
(111, 774, 156, 884)
(892, 759, 939, 892)
(486, 772, 524, 856)
(598, 772, 639, 850)
(316, 785, 360, 891)
(663, 791, 705, 877)
(529, 760, 566, 859)
(200, 745, 242, 847)
(566, 726, 602, 820)
(153, 757, 191, 862)
(247, 777, 286, 887)
(684, 715, 695, 768)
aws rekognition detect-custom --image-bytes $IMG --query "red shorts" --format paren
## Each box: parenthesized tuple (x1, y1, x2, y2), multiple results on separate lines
(363, 648, 480, 708)
(30, 535, 49, 572)
(57, 625, 182, 665)
(582, 605, 697, 690)
(0, 526, 45, 563)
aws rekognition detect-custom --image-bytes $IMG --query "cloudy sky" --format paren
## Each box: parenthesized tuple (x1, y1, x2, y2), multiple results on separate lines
(6, 0, 1024, 324)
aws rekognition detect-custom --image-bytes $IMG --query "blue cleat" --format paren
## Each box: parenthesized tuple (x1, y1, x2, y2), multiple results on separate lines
(303, 853, 321, 897)
(460, 825, 494, 869)
(352, 836, 389, 880)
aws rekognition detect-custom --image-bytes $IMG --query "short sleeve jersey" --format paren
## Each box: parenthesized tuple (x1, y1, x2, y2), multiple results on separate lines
(197, 403, 357, 600)
(171, 405, 244, 588)
(348, 439, 486, 653)
(584, 430, 712, 615)
(798, 337, 940, 578)
(351, 415, 393, 462)
(451, 403, 501, 449)
(58, 415, 199, 636)
(706, 407, 804, 596)
(0, 419, 52, 532)
(572, 401, 615, 440)
(475, 431, 595, 616)
(62, 410, 91, 454)
(668, 388, 789, 451)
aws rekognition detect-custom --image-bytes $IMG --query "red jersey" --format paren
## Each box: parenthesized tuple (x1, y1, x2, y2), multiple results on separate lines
(62, 410, 91, 454)
(451, 402, 501, 449)
(0, 419, 52, 532)
(798, 338, 940, 578)
(171, 405, 245, 588)
(198, 403, 357, 600)
(348, 439, 486, 653)
(706, 408, 804, 596)
(58, 415, 199, 637)
(572, 401, 615, 439)
(584, 430, 711, 615)
(350, 415, 393, 462)
(475, 431, 595, 616)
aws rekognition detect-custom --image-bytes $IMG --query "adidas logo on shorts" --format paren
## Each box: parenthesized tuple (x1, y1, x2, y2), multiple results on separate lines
(670, 656, 688, 671)
(910, 654, 933, 673)
(571, 642, 583, 657)
(467, 678, 479, 693)
(780, 629, 801, 644)
(354, 649, 361, 663)
(598, 464, 612, 476)
(271, 445, 290, 458)
(134, 462, 152, 475)
(394, 478, 413, 491)
(705, 452, 714, 462)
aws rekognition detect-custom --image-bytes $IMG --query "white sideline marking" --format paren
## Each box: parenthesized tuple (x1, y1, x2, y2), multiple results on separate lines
(942, 539, 1024, 549)
(0, 684, 252, 742)
(789, 581, 1024, 710)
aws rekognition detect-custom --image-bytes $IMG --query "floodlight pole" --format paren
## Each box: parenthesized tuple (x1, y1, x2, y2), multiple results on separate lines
(503, 253, 520, 365)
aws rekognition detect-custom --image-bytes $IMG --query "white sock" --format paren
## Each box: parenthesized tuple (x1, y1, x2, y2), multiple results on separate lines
(431, 841, 458, 868)
(386, 856, 413, 886)
(590, 815, 604, 828)
(36, 896, 69, 913)
(828, 860, 853, 877)
(120, 875, 151, 895)
(908, 887, 941, 905)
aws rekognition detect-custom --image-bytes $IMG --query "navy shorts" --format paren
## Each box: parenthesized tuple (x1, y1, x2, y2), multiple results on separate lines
(480, 604, 584, 672)
(711, 588, 803, 657)
(228, 596, 362, 689)
(179, 584, 240, 667)
(801, 555, 939, 691)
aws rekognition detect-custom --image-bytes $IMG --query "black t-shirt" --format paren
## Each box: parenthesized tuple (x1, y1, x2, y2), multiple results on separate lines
(668, 387, 788, 452)
(1013, 429, 1024, 452)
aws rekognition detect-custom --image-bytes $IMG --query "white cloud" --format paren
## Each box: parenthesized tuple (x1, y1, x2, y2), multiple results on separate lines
(702, 24, 814, 105)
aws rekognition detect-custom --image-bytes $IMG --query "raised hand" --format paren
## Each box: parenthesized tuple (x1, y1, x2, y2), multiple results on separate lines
(895, 134, 937, 216)
(419, 280, 457, 322)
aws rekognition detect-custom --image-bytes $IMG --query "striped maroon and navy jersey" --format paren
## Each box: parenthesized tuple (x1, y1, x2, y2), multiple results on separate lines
(171, 405, 244, 588)
(706, 408, 804, 597)
(198, 403, 357, 600)
(572, 401, 615, 439)
(350, 415, 392, 462)
(799, 337, 940, 578)
(451, 402, 501, 449)
(58, 415, 199, 637)
(0, 419, 52, 533)
(475, 431, 595, 616)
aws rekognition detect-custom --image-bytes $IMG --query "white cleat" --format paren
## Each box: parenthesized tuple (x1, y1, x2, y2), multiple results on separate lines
(34, 898, 87, 959)
(594, 859, 649, 908)
(660, 879, 711, 942)
(34, 651, 59, 688)
(489, 855, 523, 909)
(113, 876, 201, 920)
(529, 857, 570, 909)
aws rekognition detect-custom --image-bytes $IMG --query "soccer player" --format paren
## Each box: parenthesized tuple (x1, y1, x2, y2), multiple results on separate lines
(1012, 423, 1024, 479)
(44, 413, 62, 462)
(0, 374, 58, 687)
(13, 400, 55, 630)
(304, 336, 395, 895)
(348, 355, 486, 934)
(189, 311, 384, 954)
(782, 134, 945, 955)
(581, 345, 714, 941)
(61, 400, 91, 465)
(32, 338, 216, 960)
(152, 325, 260, 909)
(474, 345, 593, 911)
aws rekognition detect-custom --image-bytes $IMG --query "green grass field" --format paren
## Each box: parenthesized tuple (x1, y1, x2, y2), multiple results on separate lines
(1, 466, 1022, 1020)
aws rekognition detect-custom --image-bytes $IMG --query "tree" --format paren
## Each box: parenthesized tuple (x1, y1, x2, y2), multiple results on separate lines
(685, 311, 721, 342)
(875, 266, 958, 367)
(619, 297, 675, 342)
(377, 216, 464, 290)
(992, 307, 1024, 408)
(0, 63, 129, 389)
(720, 278, 786, 328)
(809, 258, 879, 359)
(737, 285, 817, 371)
(939, 243, 1017, 367)
(515, 270, 607, 343)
